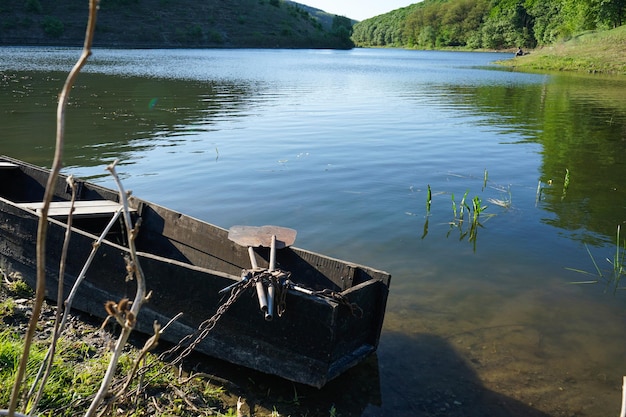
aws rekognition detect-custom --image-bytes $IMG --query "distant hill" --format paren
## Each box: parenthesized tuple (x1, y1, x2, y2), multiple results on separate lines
(0, 0, 353, 49)
(286, 1, 359, 27)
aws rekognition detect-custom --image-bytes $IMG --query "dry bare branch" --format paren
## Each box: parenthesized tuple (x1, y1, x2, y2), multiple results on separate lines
(6, 1, 101, 416)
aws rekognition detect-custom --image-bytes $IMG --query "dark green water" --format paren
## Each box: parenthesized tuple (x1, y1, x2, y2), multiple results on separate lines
(1, 47, 626, 416)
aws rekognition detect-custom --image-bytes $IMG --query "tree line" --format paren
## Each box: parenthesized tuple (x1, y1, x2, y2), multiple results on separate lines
(352, 0, 626, 49)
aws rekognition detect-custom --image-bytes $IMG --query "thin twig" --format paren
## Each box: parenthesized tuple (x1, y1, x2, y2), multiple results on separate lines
(62, 208, 123, 325)
(27, 177, 77, 414)
(6, 2, 100, 416)
(179, 372, 240, 391)
(84, 161, 148, 417)
(161, 312, 183, 333)
(115, 321, 162, 397)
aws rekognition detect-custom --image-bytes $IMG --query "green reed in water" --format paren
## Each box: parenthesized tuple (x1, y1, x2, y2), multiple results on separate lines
(446, 190, 492, 251)
(482, 168, 488, 191)
(452, 190, 469, 221)
(451, 193, 456, 218)
(419, 170, 512, 250)
(449, 191, 487, 225)
(472, 196, 486, 223)
(568, 225, 626, 293)
(608, 225, 625, 288)
(561, 168, 570, 201)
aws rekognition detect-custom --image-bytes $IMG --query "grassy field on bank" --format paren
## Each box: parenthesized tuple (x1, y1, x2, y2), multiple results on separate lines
(499, 25, 626, 75)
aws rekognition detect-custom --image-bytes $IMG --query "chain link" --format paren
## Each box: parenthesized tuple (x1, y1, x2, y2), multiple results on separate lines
(284, 281, 364, 318)
(158, 271, 257, 366)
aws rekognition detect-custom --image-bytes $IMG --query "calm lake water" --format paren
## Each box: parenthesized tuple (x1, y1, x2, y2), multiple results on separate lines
(2, 47, 626, 416)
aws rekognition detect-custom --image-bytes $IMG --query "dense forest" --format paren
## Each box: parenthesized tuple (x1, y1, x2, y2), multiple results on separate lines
(352, 0, 626, 49)
(0, 0, 355, 49)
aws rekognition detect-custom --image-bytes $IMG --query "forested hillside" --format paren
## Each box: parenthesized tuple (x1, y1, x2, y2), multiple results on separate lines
(0, 0, 354, 49)
(352, 0, 626, 49)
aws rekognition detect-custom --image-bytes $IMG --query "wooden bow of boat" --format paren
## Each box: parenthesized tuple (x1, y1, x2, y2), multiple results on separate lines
(0, 155, 391, 388)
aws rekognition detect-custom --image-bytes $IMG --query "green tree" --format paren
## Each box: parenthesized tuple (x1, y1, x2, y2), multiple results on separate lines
(25, 0, 42, 13)
(418, 25, 437, 47)
(354, 0, 626, 49)
(525, 0, 563, 45)
(41, 16, 64, 38)
(594, 0, 626, 27)
(481, 0, 533, 47)
(331, 15, 354, 48)
(332, 15, 352, 33)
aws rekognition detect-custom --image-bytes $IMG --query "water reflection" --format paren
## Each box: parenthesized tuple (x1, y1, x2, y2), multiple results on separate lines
(438, 74, 626, 245)
(0, 70, 255, 171)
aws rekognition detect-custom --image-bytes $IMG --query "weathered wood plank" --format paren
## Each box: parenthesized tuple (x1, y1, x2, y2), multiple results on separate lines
(16, 200, 135, 218)
(0, 162, 19, 169)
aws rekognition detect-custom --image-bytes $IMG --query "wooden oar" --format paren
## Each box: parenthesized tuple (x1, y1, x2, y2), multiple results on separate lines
(228, 225, 297, 319)
(265, 234, 277, 321)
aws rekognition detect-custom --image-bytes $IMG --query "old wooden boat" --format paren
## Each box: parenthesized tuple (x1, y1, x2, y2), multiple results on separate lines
(0, 155, 391, 388)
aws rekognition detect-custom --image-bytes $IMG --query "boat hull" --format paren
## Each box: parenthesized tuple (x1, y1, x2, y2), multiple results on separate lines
(0, 156, 391, 387)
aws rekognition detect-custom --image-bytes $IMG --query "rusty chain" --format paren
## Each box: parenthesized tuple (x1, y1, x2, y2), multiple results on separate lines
(158, 271, 258, 366)
(110, 268, 362, 401)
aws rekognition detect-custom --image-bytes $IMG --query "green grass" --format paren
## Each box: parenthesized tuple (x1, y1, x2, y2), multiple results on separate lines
(498, 25, 626, 75)
(5, 279, 33, 298)
(0, 325, 229, 416)
(0, 328, 124, 414)
(0, 271, 229, 416)
(0, 298, 16, 317)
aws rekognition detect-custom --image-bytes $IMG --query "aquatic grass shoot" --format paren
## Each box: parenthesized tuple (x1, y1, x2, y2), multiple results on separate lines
(420, 185, 433, 239)
(567, 225, 626, 293)
(610, 225, 625, 283)
(482, 168, 488, 191)
(561, 168, 570, 201)
(535, 169, 569, 205)
(535, 179, 543, 205)
(471, 196, 486, 223)
(458, 190, 469, 221)
(445, 189, 494, 251)
(420, 169, 515, 248)
(451, 193, 457, 218)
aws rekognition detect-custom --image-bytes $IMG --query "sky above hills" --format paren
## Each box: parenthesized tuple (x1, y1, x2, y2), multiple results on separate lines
(303, 0, 418, 21)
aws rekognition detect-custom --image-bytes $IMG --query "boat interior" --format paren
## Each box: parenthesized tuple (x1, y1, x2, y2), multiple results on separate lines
(0, 157, 390, 294)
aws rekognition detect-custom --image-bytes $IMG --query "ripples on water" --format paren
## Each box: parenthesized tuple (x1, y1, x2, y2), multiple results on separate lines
(2, 47, 626, 416)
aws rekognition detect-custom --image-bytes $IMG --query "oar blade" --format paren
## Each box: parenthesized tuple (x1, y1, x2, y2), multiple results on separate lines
(228, 225, 297, 248)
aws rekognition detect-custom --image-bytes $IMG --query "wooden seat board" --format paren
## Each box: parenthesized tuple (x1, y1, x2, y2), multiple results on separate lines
(0, 162, 19, 169)
(16, 200, 134, 217)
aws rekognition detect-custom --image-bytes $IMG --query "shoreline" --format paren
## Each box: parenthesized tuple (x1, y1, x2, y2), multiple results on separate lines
(496, 26, 626, 76)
